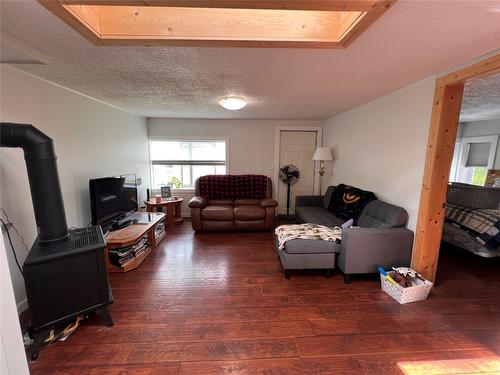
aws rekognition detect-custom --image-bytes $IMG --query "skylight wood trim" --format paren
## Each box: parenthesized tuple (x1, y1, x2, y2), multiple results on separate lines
(338, 11, 365, 39)
(97, 7, 343, 42)
(339, 0, 394, 47)
(39, 0, 102, 44)
(63, 3, 101, 35)
(60, 1, 380, 12)
(38, 0, 395, 48)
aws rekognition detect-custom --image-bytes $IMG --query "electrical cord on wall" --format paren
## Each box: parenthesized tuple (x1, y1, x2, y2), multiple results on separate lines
(0, 217, 24, 276)
(0, 207, 29, 254)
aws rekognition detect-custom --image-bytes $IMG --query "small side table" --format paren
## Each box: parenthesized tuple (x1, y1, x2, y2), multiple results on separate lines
(145, 197, 184, 227)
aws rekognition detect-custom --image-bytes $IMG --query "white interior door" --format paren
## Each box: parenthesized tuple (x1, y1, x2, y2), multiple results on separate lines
(277, 131, 317, 215)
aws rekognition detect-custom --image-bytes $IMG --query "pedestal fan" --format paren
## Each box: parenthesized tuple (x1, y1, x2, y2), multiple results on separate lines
(279, 164, 301, 217)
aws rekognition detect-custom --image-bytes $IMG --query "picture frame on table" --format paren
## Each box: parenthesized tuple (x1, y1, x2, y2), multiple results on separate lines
(160, 185, 172, 199)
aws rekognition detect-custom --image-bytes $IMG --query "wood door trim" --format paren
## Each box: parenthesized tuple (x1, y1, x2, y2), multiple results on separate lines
(412, 52, 500, 282)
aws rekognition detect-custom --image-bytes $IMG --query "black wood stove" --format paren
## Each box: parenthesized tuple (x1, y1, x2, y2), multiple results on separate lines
(0, 123, 113, 360)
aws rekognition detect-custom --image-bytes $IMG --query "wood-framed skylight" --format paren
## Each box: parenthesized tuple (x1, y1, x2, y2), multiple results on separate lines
(38, 1, 395, 48)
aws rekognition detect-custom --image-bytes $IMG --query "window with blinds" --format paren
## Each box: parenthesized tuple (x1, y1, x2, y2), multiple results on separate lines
(150, 140, 227, 189)
(449, 135, 498, 186)
(465, 142, 491, 167)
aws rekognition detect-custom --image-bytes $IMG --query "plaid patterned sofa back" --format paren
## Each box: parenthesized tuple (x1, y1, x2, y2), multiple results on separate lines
(198, 175, 270, 200)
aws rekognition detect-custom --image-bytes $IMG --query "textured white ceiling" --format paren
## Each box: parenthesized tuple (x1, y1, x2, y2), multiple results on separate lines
(1, 0, 500, 120)
(461, 73, 500, 122)
(0, 41, 42, 64)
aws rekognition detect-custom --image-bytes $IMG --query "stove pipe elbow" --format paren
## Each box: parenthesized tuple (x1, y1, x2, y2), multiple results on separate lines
(0, 123, 69, 245)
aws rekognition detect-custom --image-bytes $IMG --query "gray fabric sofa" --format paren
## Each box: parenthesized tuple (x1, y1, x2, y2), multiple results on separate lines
(278, 185, 414, 283)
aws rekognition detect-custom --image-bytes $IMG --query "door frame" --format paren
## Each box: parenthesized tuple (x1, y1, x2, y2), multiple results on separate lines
(412, 52, 500, 282)
(273, 126, 323, 205)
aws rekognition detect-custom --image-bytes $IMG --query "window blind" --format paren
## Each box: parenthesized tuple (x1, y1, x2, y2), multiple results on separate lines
(465, 142, 491, 167)
(149, 140, 227, 189)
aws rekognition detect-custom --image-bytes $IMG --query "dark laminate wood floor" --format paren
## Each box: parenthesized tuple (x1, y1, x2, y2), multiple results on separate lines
(28, 223, 500, 374)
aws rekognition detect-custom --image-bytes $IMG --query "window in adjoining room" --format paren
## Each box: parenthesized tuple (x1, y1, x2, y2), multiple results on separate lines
(449, 135, 498, 186)
(150, 140, 227, 189)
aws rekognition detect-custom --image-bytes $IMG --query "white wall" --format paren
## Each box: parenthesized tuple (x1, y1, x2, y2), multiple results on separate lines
(322, 78, 436, 230)
(147, 118, 322, 215)
(459, 119, 500, 168)
(0, 65, 150, 311)
(0, 235, 29, 375)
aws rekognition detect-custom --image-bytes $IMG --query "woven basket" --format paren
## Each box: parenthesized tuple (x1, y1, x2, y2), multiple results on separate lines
(380, 269, 432, 304)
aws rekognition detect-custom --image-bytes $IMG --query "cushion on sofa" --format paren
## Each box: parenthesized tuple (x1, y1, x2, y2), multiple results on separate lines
(208, 200, 234, 205)
(322, 186, 335, 210)
(199, 175, 268, 200)
(201, 205, 234, 221)
(295, 206, 345, 227)
(234, 199, 260, 205)
(234, 205, 266, 220)
(357, 200, 408, 228)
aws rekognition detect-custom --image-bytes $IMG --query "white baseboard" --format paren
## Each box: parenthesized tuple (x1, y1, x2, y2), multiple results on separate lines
(17, 299, 28, 315)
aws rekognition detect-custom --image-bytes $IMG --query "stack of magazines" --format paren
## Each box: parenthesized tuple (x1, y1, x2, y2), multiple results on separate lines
(155, 222, 166, 241)
(108, 237, 149, 267)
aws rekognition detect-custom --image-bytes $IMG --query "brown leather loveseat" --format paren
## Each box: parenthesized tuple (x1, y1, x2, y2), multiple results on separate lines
(188, 175, 278, 231)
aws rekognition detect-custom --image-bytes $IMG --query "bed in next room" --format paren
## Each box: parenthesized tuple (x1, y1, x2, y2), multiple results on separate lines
(442, 183, 500, 257)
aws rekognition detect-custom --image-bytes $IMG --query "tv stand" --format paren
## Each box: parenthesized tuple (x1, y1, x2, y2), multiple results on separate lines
(104, 212, 166, 273)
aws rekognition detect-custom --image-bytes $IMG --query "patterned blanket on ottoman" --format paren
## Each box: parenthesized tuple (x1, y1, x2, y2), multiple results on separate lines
(275, 223, 341, 251)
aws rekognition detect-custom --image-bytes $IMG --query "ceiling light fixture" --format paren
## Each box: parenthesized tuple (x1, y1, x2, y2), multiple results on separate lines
(219, 96, 247, 110)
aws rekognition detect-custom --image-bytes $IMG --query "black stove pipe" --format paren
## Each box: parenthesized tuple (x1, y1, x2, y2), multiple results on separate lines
(0, 122, 69, 245)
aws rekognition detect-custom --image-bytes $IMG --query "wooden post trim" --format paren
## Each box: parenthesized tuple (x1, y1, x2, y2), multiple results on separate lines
(412, 52, 500, 282)
(411, 83, 463, 282)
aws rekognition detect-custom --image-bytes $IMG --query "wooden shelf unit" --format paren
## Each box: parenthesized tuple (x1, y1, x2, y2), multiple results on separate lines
(155, 231, 167, 246)
(105, 212, 166, 273)
(113, 246, 153, 273)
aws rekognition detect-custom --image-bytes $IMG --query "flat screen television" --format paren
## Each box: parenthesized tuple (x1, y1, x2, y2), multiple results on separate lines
(89, 174, 138, 226)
